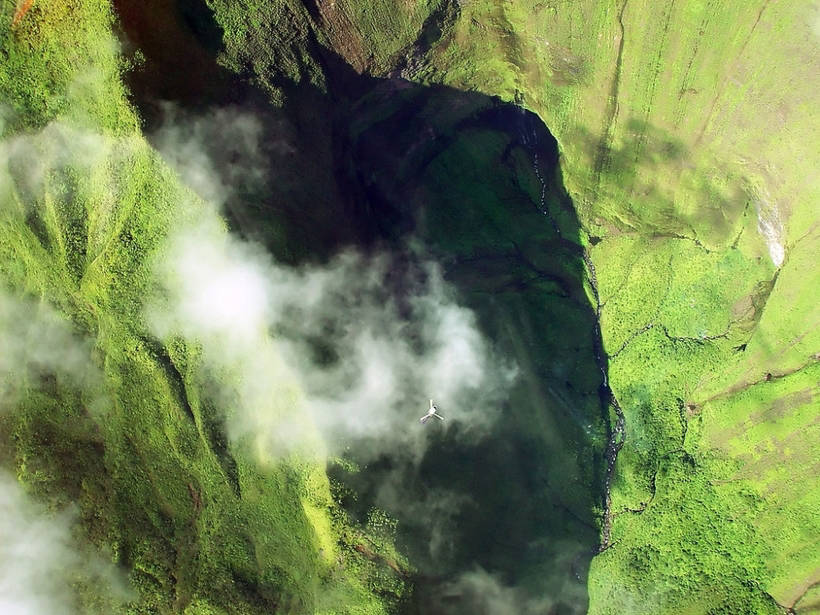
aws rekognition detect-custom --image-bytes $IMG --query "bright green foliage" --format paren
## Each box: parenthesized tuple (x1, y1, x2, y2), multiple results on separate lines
(0, 0, 136, 131)
(590, 453, 780, 615)
(692, 363, 820, 608)
(2, 0, 817, 613)
(588, 225, 814, 610)
(0, 1, 405, 613)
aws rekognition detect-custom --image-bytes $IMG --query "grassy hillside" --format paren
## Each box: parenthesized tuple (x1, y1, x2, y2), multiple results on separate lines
(1, 0, 817, 613)
(0, 1, 405, 613)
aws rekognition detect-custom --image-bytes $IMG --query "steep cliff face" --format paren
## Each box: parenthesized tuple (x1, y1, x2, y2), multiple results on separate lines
(412, 4, 819, 612)
(202, 1, 819, 611)
(1, 0, 817, 613)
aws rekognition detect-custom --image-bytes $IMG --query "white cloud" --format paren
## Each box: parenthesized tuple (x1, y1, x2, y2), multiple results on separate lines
(0, 472, 130, 614)
(0, 290, 100, 410)
(755, 197, 785, 267)
(147, 217, 516, 462)
(150, 105, 269, 209)
(435, 567, 553, 615)
(0, 119, 110, 214)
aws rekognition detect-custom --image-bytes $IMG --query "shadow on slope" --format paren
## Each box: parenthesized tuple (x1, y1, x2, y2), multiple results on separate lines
(336, 79, 607, 615)
(110, 2, 610, 613)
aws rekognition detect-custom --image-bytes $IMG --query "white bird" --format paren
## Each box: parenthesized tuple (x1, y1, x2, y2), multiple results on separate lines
(420, 399, 445, 424)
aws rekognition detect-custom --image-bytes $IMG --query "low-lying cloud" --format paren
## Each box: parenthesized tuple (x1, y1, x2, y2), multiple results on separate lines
(144, 104, 533, 611)
(0, 471, 130, 614)
(147, 214, 515, 462)
(0, 289, 100, 411)
(144, 104, 516, 464)
(434, 567, 553, 615)
(0, 116, 111, 214)
(149, 105, 269, 209)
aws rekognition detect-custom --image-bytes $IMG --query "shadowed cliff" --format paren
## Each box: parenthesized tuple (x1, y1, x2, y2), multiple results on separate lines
(110, 1, 610, 612)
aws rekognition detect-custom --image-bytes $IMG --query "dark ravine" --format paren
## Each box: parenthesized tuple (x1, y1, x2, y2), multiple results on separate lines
(112, 1, 616, 610)
(342, 85, 610, 613)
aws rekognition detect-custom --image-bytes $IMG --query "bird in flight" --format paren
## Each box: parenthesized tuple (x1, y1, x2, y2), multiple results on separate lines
(420, 399, 445, 424)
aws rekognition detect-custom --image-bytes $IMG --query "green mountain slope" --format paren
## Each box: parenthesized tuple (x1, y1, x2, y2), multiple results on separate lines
(1, 0, 817, 613)
(0, 2, 405, 613)
(201, 0, 819, 612)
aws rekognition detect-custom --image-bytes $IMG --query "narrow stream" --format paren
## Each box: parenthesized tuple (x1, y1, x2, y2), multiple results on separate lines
(518, 102, 626, 551)
(518, 105, 563, 236)
(583, 250, 626, 551)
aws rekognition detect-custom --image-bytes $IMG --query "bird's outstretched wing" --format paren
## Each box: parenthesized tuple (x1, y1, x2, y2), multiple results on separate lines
(434, 413, 445, 420)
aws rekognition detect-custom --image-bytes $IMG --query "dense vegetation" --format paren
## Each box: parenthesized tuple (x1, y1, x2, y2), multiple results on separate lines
(0, 1, 406, 613)
(0, 0, 816, 613)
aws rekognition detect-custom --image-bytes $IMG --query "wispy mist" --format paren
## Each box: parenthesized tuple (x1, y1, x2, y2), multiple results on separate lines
(0, 118, 110, 214)
(150, 105, 270, 208)
(145, 106, 515, 464)
(374, 480, 472, 564)
(147, 215, 515, 461)
(0, 471, 130, 614)
(754, 196, 785, 267)
(435, 567, 552, 615)
(0, 290, 100, 410)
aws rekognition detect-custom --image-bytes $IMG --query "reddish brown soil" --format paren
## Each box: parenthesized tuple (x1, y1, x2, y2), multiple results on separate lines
(12, 0, 34, 27)
(353, 543, 404, 575)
